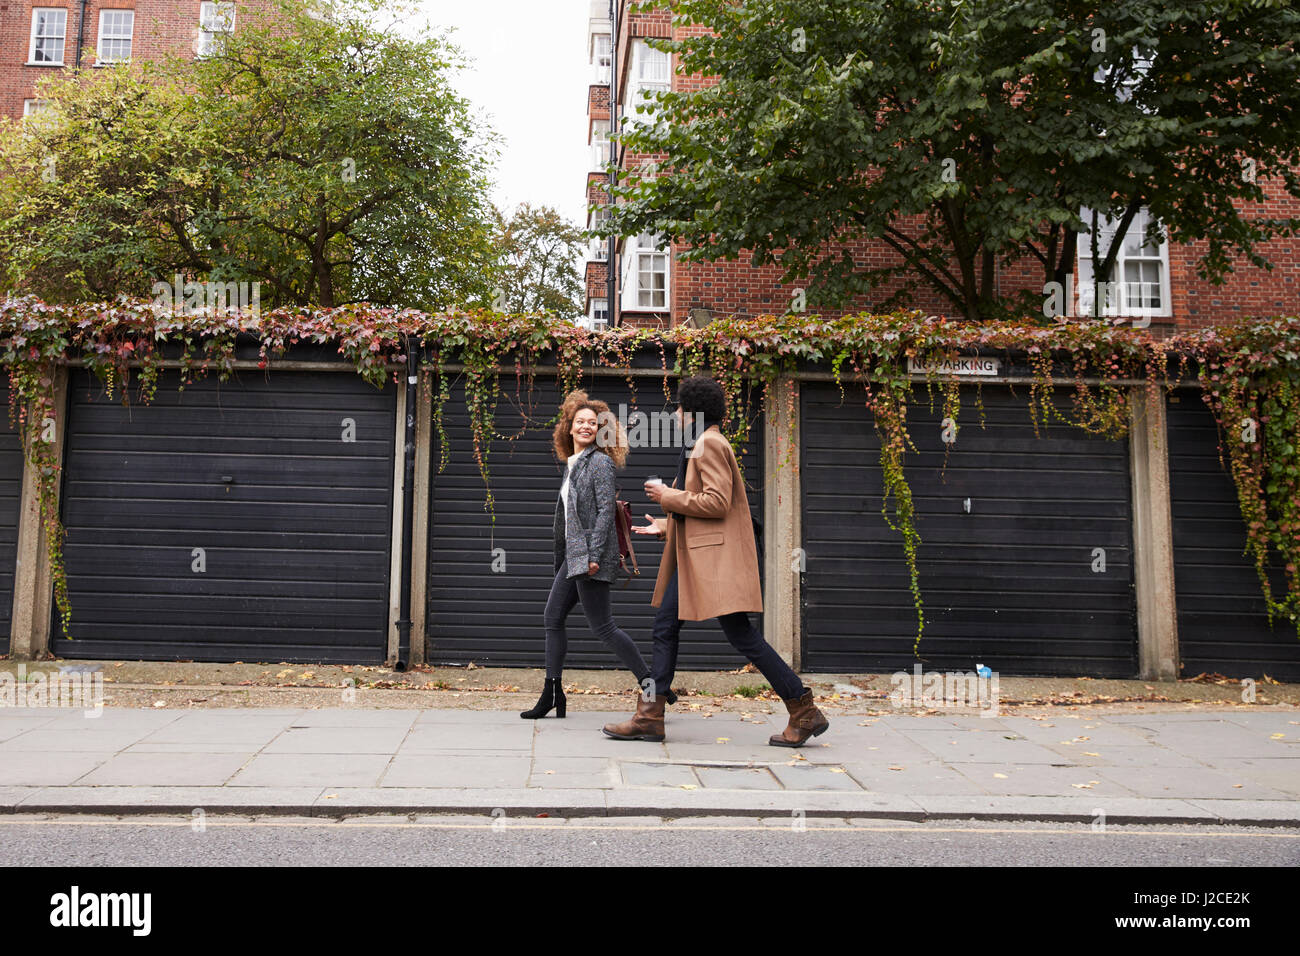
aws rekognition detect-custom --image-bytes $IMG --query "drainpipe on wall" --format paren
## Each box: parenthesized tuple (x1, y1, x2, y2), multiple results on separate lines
(393, 335, 419, 671)
(607, 0, 618, 326)
(73, 0, 88, 70)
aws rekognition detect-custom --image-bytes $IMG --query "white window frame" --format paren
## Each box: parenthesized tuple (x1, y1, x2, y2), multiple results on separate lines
(626, 40, 671, 129)
(591, 33, 611, 69)
(1076, 207, 1170, 319)
(589, 298, 609, 329)
(96, 9, 134, 65)
(621, 233, 670, 313)
(22, 99, 48, 118)
(638, 42, 670, 84)
(590, 118, 610, 170)
(28, 8, 68, 66)
(197, 1, 236, 58)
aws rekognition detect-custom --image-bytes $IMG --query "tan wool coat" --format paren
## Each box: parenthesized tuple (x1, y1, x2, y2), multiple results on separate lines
(650, 425, 763, 621)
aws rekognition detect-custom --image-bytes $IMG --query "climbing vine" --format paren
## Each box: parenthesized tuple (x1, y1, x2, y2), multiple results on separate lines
(1188, 316, 1300, 635)
(1, 296, 1296, 647)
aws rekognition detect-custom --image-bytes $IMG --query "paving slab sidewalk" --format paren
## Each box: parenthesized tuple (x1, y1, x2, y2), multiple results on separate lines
(0, 706, 1297, 825)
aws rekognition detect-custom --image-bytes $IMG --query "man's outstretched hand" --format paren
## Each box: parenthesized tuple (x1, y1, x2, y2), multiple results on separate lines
(634, 515, 666, 538)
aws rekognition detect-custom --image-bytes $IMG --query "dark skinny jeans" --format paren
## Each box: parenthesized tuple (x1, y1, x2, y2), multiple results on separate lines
(544, 567, 650, 683)
(651, 572, 806, 700)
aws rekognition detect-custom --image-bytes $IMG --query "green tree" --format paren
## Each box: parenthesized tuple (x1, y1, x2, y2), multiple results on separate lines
(490, 203, 585, 316)
(0, 62, 207, 300)
(0, 0, 500, 310)
(600, 0, 1300, 321)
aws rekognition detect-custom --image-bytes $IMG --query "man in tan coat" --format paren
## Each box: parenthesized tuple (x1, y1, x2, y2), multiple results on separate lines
(602, 376, 829, 746)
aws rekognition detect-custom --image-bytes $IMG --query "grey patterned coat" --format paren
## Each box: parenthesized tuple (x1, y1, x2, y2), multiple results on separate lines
(552, 445, 621, 583)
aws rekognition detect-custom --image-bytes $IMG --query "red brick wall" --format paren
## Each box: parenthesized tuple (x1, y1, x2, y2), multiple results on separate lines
(584, 260, 607, 301)
(586, 172, 608, 207)
(1, 0, 274, 120)
(587, 82, 608, 120)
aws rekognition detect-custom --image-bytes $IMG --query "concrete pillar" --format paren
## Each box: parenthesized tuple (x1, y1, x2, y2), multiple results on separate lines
(763, 376, 802, 670)
(1129, 385, 1179, 680)
(385, 381, 408, 664)
(9, 366, 69, 660)
(408, 366, 433, 666)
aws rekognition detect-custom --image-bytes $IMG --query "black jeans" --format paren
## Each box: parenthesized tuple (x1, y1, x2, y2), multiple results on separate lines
(544, 567, 650, 683)
(650, 572, 806, 700)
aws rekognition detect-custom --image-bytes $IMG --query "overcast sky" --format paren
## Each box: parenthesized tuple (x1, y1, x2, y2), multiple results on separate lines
(407, 0, 596, 229)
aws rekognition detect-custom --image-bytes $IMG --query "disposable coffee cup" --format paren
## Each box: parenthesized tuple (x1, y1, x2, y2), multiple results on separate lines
(645, 475, 664, 488)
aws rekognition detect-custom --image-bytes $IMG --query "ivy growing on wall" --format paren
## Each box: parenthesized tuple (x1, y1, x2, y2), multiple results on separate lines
(2, 297, 1296, 647)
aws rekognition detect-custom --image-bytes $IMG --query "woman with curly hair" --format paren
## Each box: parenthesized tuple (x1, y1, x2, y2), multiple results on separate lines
(520, 390, 655, 719)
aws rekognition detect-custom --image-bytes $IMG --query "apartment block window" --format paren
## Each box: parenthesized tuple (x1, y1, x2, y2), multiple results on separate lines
(97, 10, 135, 64)
(590, 119, 610, 170)
(1076, 207, 1169, 318)
(29, 9, 68, 65)
(625, 40, 670, 131)
(592, 33, 611, 69)
(197, 2, 236, 58)
(637, 250, 668, 309)
(639, 43, 670, 84)
(590, 298, 609, 328)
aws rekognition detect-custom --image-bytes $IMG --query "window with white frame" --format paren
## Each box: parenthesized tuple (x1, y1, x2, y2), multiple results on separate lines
(590, 118, 610, 169)
(29, 9, 67, 65)
(592, 33, 611, 69)
(1076, 207, 1169, 317)
(586, 229, 607, 261)
(23, 99, 48, 118)
(589, 298, 609, 328)
(588, 205, 611, 257)
(639, 43, 669, 84)
(97, 10, 134, 64)
(197, 1, 236, 58)
(620, 232, 670, 312)
(636, 236, 668, 309)
(625, 40, 670, 129)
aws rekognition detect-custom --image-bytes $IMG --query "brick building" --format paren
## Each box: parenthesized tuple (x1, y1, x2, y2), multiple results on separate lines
(584, 0, 1300, 330)
(1, 0, 248, 121)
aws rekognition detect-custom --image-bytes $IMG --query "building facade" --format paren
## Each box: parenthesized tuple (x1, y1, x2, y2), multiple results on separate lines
(583, 0, 1300, 331)
(1, 0, 246, 121)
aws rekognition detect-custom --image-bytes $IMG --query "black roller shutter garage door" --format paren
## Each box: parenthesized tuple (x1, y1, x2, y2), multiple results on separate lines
(802, 381, 1137, 676)
(426, 376, 764, 668)
(0, 409, 24, 644)
(1166, 390, 1300, 681)
(52, 369, 396, 663)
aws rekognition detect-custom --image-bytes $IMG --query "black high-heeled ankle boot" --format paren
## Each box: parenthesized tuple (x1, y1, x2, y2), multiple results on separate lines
(520, 677, 566, 719)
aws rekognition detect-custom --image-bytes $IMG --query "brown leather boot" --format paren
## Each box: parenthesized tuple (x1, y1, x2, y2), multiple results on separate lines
(768, 690, 829, 747)
(602, 693, 666, 741)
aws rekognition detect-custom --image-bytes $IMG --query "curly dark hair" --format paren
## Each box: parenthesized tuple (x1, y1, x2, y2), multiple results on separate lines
(676, 375, 727, 422)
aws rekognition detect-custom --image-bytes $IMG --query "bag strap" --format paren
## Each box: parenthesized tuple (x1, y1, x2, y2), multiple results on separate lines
(614, 497, 640, 585)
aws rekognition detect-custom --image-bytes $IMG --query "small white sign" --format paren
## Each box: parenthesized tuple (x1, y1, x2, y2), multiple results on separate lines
(907, 355, 1001, 377)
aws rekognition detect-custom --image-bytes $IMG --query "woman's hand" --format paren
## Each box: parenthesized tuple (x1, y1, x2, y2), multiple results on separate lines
(587, 561, 599, 576)
(634, 515, 666, 538)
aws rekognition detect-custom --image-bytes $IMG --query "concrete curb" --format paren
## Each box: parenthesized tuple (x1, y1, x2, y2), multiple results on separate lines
(2, 787, 1298, 827)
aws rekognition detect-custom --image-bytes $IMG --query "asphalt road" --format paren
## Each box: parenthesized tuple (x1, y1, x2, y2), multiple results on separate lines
(2, 815, 1296, 866)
